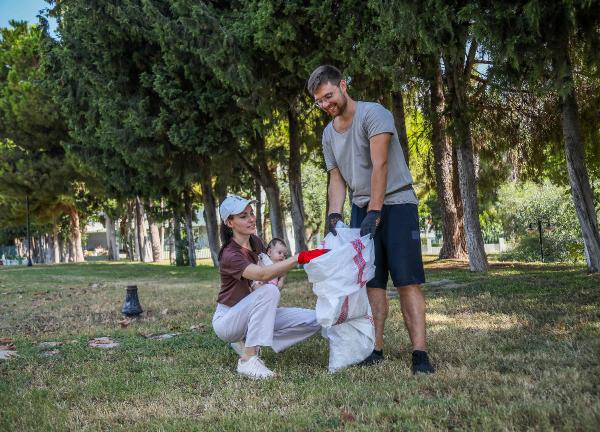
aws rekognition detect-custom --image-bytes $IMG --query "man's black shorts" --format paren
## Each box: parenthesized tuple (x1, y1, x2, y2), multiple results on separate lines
(351, 203, 426, 288)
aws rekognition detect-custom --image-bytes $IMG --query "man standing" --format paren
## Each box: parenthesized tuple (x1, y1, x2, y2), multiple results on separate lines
(307, 65, 434, 374)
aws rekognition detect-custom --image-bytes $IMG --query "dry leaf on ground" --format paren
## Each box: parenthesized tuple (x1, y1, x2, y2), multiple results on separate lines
(88, 337, 119, 349)
(0, 350, 18, 360)
(118, 318, 133, 328)
(144, 333, 181, 340)
(0, 340, 18, 361)
(0, 337, 14, 344)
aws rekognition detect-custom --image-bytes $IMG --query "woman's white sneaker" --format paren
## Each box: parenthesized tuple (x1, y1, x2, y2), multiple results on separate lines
(237, 356, 275, 379)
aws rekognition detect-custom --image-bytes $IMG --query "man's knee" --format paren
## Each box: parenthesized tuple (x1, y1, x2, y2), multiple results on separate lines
(397, 284, 423, 297)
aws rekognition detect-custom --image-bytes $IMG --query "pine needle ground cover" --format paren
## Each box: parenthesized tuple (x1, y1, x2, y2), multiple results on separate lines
(1, 260, 598, 431)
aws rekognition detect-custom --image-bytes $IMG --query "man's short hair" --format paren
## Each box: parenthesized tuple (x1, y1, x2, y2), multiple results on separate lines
(307, 65, 343, 95)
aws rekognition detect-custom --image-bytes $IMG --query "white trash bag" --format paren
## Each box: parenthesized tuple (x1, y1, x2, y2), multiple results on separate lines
(304, 227, 376, 372)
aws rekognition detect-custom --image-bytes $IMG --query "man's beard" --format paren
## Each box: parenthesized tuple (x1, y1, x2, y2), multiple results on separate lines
(329, 93, 348, 118)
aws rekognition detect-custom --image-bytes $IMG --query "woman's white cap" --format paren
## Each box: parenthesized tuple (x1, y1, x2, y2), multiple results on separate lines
(219, 195, 256, 222)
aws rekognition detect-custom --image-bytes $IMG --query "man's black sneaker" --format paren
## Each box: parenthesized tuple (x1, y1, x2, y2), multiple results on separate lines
(412, 350, 435, 374)
(358, 350, 384, 366)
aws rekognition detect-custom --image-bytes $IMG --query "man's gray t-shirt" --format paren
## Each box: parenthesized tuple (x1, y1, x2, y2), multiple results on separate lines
(322, 101, 418, 208)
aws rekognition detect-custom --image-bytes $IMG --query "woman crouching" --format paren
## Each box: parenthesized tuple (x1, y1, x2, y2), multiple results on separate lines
(212, 195, 321, 379)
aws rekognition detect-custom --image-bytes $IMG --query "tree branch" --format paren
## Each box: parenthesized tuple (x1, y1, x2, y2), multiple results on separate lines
(470, 75, 488, 85)
(464, 39, 479, 78)
(236, 151, 262, 184)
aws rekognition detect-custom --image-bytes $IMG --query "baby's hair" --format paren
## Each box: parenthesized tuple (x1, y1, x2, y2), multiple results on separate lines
(267, 237, 287, 252)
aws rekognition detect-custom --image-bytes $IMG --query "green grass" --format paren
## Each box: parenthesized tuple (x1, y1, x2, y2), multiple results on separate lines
(1, 259, 599, 431)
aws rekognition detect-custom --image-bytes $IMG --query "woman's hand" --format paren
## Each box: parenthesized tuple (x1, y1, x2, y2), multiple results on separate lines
(242, 249, 330, 282)
(242, 255, 298, 282)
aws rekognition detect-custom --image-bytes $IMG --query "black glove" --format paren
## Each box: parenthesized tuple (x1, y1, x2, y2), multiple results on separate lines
(327, 212, 344, 236)
(360, 210, 381, 238)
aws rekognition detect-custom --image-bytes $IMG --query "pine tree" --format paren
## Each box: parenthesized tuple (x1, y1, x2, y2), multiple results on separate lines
(478, 0, 600, 272)
(0, 21, 86, 262)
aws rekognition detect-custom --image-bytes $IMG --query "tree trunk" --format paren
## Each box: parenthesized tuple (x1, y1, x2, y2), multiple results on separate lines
(159, 201, 165, 260)
(287, 109, 307, 253)
(559, 71, 600, 272)
(452, 147, 466, 245)
(255, 180, 263, 239)
(238, 135, 285, 239)
(391, 91, 410, 167)
(200, 166, 220, 267)
(37, 236, 43, 263)
(105, 213, 119, 261)
(105, 214, 113, 259)
(281, 209, 292, 250)
(39, 236, 45, 263)
(184, 194, 196, 267)
(444, 52, 488, 272)
(31, 236, 39, 264)
(120, 209, 133, 261)
(134, 197, 148, 262)
(68, 207, 85, 263)
(57, 233, 65, 263)
(126, 200, 137, 261)
(215, 175, 228, 205)
(39, 236, 46, 264)
(14, 238, 21, 258)
(264, 184, 284, 240)
(429, 64, 467, 259)
(67, 227, 74, 262)
(173, 213, 184, 266)
(49, 234, 56, 263)
(41, 236, 47, 263)
(15, 238, 23, 259)
(145, 200, 162, 262)
(167, 220, 174, 264)
(148, 221, 161, 262)
(30, 236, 37, 263)
(52, 225, 60, 263)
(45, 234, 53, 263)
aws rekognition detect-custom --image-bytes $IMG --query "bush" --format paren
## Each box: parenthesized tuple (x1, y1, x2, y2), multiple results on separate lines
(497, 181, 586, 263)
(480, 208, 505, 244)
(499, 233, 578, 262)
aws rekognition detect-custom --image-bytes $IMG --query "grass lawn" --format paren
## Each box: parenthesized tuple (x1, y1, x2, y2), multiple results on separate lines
(1, 258, 599, 431)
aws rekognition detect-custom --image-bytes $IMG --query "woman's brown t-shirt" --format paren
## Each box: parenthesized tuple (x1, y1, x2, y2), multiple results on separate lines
(217, 235, 265, 307)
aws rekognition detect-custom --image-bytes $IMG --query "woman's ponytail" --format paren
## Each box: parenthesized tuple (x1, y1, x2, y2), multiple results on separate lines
(218, 221, 233, 262)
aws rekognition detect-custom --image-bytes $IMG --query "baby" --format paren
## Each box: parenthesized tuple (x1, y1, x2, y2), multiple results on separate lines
(251, 238, 288, 291)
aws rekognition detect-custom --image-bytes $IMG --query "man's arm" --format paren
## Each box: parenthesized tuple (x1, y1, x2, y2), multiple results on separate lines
(368, 133, 390, 211)
(328, 167, 346, 214)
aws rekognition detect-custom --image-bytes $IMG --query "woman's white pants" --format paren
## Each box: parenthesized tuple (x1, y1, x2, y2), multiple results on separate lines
(212, 283, 320, 352)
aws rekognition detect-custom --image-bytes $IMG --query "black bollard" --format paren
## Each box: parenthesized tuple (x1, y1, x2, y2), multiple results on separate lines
(122, 285, 143, 316)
